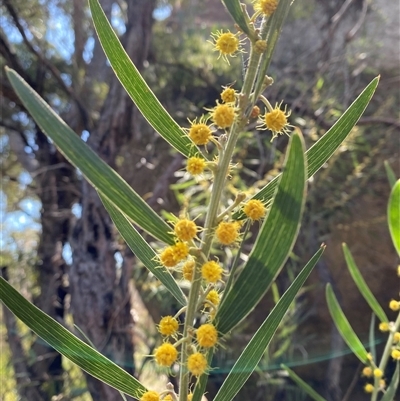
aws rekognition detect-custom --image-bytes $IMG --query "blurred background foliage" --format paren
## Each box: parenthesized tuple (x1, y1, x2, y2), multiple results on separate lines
(1, 0, 399, 400)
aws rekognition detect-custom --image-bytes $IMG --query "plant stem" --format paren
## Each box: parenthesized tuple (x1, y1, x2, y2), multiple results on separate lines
(178, 37, 262, 401)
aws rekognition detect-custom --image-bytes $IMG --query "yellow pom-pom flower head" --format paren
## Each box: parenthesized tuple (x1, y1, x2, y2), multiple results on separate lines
(159, 242, 189, 268)
(154, 342, 178, 367)
(159, 246, 177, 268)
(158, 316, 179, 337)
(258, 101, 292, 141)
(215, 221, 240, 245)
(243, 199, 266, 221)
(221, 86, 236, 103)
(253, 0, 278, 16)
(206, 289, 220, 306)
(201, 261, 223, 283)
(196, 323, 218, 348)
(210, 30, 243, 63)
(206, 102, 236, 129)
(187, 157, 206, 176)
(171, 242, 189, 262)
(174, 219, 198, 242)
(187, 352, 208, 376)
(186, 117, 213, 146)
(140, 391, 160, 401)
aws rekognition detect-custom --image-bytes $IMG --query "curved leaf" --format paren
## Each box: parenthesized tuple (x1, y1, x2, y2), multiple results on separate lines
(213, 249, 322, 401)
(5, 67, 174, 245)
(233, 77, 379, 220)
(216, 131, 307, 334)
(100, 194, 187, 307)
(343, 244, 388, 322)
(388, 180, 400, 257)
(384, 161, 397, 188)
(89, 0, 202, 159)
(326, 284, 369, 363)
(221, 0, 252, 37)
(282, 365, 327, 401)
(0, 277, 147, 398)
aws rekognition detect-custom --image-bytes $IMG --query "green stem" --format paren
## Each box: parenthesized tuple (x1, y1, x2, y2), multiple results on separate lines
(371, 312, 400, 401)
(178, 36, 262, 401)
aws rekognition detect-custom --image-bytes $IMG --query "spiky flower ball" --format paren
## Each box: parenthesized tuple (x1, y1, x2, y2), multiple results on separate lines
(182, 260, 195, 281)
(243, 199, 266, 221)
(254, 39, 267, 54)
(210, 30, 241, 62)
(188, 119, 213, 145)
(215, 221, 240, 245)
(206, 289, 220, 306)
(221, 87, 236, 103)
(253, 0, 278, 16)
(158, 316, 179, 336)
(187, 157, 206, 176)
(154, 342, 178, 367)
(208, 102, 236, 129)
(172, 242, 189, 262)
(174, 219, 198, 241)
(258, 102, 292, 141)
(140, 391, 160, 401)
(201, 261, 223, 283)
(160, 246, 178, 268)
(187, 352, 208, 376)
(196, 323, 218, 348)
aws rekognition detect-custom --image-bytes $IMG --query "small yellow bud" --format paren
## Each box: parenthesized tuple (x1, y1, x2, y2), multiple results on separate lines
(364, 383, 374, 393)
(393, 332, 400, 343)
(362, 366, 373, 377)
(373, 368, 383, 378)
(389, 299, 400, 311)
(391, 349, 400, 360)
(254, 39, 267, 54)
(379, 322, 390, 332)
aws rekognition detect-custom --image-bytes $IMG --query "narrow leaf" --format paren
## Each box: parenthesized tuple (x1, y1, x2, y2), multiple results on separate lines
(220, 0, 252, 37)
(100, 194, 187, 307)
(384, 161, 397, 188)
(343, 243, 388, 322)
(216, 131, 307, 334)
(0, 277, 147, 398)
(381, 362, 399, 401)
(233, 77, 379, 220)
(213, 249, 322, 401)
(388, 180, 400, 257)
(282, 365, 327, 401)
(368, 313, 376, 362)
(89, 0, 201, 159)
(5, 67, 174, 245)
(326, 284, 369, 363)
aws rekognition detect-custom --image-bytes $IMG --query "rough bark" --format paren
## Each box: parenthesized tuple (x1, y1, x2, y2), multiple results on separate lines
(68, 1, 156, 400)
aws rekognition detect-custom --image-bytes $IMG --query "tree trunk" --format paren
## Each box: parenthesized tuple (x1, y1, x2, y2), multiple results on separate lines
(69, 1, 156, 399)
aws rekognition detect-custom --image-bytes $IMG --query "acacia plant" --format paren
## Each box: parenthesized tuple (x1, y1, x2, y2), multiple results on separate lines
(0, 1, 390, 400)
